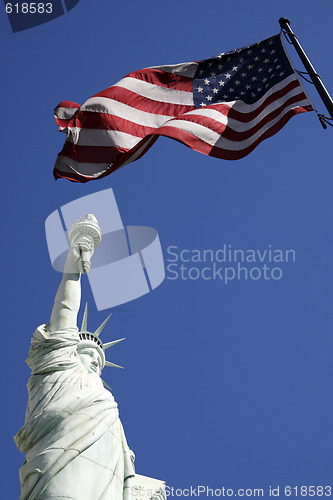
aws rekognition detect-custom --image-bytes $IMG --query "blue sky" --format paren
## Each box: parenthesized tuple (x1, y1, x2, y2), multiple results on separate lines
(1, 1, 332, 498)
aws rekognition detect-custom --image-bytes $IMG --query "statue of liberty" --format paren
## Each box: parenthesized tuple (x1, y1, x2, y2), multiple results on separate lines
(15, 215, 136, 500)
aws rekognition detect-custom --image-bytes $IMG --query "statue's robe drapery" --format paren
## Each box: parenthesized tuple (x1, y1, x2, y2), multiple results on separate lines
(15, 325, 135, 500)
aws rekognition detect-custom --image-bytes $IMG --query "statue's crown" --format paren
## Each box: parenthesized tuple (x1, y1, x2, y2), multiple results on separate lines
(79, 303, 124, 370)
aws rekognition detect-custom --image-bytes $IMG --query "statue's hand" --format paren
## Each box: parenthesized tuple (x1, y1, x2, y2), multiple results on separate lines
(64, 235, 95, 274)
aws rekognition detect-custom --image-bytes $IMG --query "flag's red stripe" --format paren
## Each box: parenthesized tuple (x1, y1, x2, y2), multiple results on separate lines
(56, 118, 71, 128)
(92, 86, 194, 117)
(125, 68, 194, 92)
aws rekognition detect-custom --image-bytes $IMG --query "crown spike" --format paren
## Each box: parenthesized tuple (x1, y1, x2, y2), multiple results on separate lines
(105, 360, 124, 369)
(102, 378, 112, 391)
(81, 303, 88, 331)
(94, 313, 112, 337)
(103, 338, 125, 350)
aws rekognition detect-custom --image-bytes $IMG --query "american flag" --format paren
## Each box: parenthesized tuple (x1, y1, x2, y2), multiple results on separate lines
(54, 33, 313, 182)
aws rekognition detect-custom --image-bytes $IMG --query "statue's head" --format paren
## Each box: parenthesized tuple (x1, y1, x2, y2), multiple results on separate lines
(78, 303, 124, 375)
(77, 336, 105, 375)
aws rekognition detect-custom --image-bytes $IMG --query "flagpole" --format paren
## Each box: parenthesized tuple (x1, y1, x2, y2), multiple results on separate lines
(279, 17, 333, 120)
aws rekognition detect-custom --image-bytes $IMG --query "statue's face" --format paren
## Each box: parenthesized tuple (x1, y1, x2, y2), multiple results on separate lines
(77, 346, 103, 375)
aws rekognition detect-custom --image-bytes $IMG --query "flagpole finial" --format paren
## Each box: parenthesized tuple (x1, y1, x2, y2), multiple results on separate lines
(279, 17, 291, 30)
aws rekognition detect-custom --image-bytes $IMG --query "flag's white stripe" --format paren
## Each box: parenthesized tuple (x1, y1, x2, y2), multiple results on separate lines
(80, 97, 174, 128)
(147, 61, 198, 78)
(183, 85, 307, 132)
(113, 77, 194, 106)
(162, 99, 308, 152)
(66, 128, 142, 148)
(54, 107, 78, 120)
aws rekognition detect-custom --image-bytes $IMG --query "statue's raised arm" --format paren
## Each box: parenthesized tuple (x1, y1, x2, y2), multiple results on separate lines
(49, 214, 102, 332)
